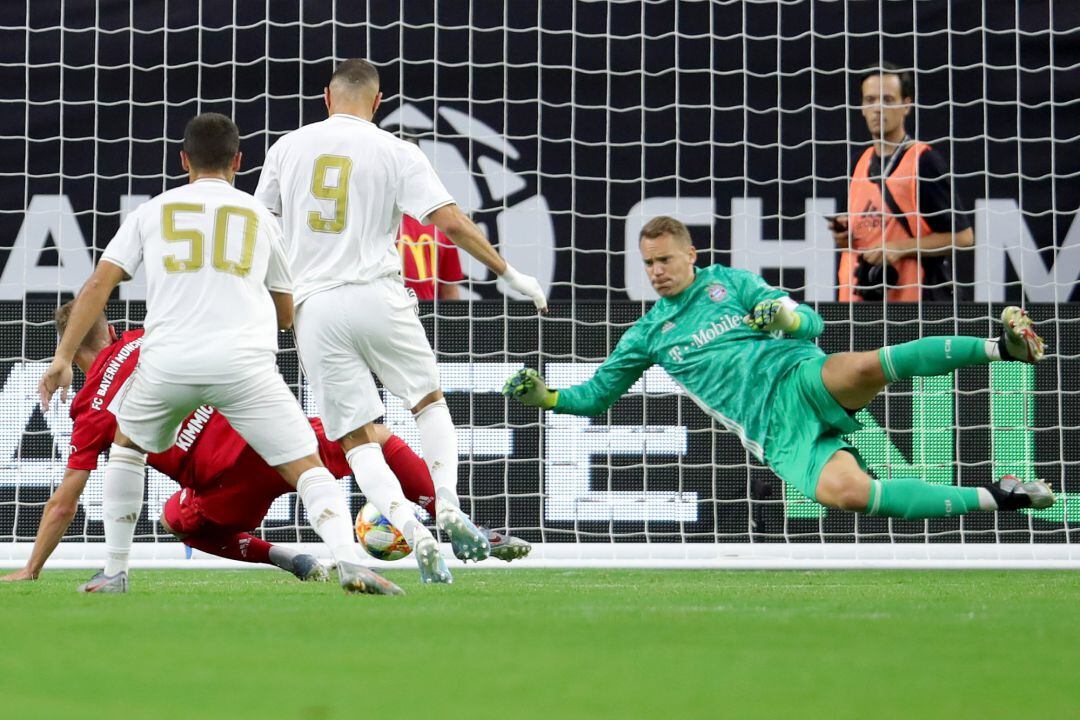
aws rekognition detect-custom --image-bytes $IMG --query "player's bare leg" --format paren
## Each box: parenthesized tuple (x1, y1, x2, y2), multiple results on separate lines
(822, 305, 1046, 412)
(816, 446, 1052, 519)
(814, 451, 872, 511)
(818, 305, 1054, 516)
(819, 351, 888, 411)
(412, 391, 491, 562)
(339, 423, 450, 584)
(814, 305, 1054, 518)
(276, 453, 403, 595)
(78, 430, 146, 594)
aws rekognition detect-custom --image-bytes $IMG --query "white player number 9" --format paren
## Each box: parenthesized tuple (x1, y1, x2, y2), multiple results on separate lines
(308, 154, 352, 234)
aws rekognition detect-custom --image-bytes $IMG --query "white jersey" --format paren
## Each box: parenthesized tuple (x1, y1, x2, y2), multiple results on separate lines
(101, 178, 293, 383)
(254, 113, 454, 305)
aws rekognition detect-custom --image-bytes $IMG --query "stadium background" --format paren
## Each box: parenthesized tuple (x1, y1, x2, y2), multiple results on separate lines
(0, 2, 1076, 555)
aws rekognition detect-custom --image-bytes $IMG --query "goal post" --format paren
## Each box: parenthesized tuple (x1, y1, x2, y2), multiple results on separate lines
(0, 2, 1077, 569)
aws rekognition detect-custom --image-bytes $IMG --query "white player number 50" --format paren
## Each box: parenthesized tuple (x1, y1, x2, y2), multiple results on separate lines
(161, 203, 258, 277)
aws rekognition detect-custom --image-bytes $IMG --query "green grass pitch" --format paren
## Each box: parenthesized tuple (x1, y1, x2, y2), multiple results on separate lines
(2, 569, 1078, 719)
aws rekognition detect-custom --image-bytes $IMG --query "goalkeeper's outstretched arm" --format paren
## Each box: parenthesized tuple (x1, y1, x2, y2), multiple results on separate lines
(504, 325, 653, 415)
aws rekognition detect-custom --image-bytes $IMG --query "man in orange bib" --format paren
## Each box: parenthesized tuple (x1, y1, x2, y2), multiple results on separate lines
(830, 63, 974, 302)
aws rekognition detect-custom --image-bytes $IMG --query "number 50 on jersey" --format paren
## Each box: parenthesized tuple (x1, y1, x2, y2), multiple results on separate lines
(160, 203, 258, 277)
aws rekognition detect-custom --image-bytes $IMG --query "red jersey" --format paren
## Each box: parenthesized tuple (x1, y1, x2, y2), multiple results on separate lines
(68, 330, 349, 489)
(161, 414, 350, 498)
(150, 408, 261, 493)
(71, 335, 434, 533)
(67, 330, 145, 472)
(398, 215, 463, 300)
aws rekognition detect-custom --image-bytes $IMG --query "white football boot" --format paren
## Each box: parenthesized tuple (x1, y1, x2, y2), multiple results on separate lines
(77, 570, 128, 594)
(436, 504, 491, 562)
(414, 536, 452, 584)
(337, 561, 404, 596)
(483, 529, 532, 562)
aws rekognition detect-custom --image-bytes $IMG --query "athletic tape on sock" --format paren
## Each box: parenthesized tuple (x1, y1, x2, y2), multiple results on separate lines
(868, 479, 883, 515)
(878, 348, 899, 384)
(412, 397, 448, 419)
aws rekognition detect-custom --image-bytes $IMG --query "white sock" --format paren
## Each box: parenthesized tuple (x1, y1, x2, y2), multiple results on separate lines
(296, 467, 361, 565)
(977, 487, 998, 511)
(985, 339, 1002, 361)
(345, 443, 432, 547)
(103, 444, 146, 576)
(413, 399, 460, 511)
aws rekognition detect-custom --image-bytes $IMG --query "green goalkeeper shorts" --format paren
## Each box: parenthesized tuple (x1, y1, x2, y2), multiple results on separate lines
(762, 356, 866, 500)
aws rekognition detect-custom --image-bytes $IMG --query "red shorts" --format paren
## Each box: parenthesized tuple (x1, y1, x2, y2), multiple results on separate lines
(162, 481, 281, 535)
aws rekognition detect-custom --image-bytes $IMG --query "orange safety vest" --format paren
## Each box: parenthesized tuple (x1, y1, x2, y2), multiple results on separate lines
(839, 142, 934, 302)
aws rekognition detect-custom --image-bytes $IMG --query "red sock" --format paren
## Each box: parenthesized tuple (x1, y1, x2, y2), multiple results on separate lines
(383, 434, 436, 515)
(183, 531, 273, 565)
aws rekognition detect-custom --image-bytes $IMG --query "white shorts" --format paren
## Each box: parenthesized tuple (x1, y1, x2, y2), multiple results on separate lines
(113, 364, 318, 466)
(294, 278, 440, 441)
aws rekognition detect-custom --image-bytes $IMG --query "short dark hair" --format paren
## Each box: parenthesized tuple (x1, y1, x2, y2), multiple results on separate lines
(329, 59, 380, 94)
(182, 113, 239, 172)
(639, 216, 693, 245)
(55, 300, 109, 348)
(860, 61, 914, 100)
(54, 300, 76, 337)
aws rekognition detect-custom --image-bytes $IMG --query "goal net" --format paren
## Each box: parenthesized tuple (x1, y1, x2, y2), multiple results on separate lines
(0, 2, 1076, 568)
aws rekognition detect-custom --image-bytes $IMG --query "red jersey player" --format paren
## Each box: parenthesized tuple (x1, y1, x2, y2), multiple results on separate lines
(2, 305, 529, 583)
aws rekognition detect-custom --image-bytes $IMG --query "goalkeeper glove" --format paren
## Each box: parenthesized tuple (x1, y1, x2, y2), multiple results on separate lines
(502, 369, 558, 410)
(743, 299, 801, 334)
(500, 263, 548, 312)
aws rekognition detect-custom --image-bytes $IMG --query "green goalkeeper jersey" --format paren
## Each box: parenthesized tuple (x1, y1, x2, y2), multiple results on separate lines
(554, 264, 825, 460)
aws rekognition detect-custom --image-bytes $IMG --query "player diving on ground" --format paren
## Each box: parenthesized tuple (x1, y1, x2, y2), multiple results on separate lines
(6, 307, 529, 585)
(38, 114, 401, 595)
(504, 216, 1055, 520)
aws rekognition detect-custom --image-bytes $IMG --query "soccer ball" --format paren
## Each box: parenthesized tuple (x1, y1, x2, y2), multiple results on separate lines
(354, 502, 412, 561)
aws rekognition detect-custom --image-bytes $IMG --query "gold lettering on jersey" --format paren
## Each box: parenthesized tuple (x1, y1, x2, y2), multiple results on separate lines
(161, 203, 206, 272)
(212, 206, 258, 277)
(308, 154, 352, 233)
(160, 203, 258, 278)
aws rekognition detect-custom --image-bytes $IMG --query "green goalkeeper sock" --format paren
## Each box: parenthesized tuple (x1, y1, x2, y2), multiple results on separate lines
(867, 478, 984, 519)
(878, 336, 996, 383)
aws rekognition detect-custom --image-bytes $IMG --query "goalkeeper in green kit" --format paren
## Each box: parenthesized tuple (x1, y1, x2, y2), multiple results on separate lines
(503, 216, 1054, 519)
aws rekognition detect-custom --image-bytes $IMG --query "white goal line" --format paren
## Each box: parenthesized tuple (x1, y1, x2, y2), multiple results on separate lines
(3, 543, 1079, 571)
